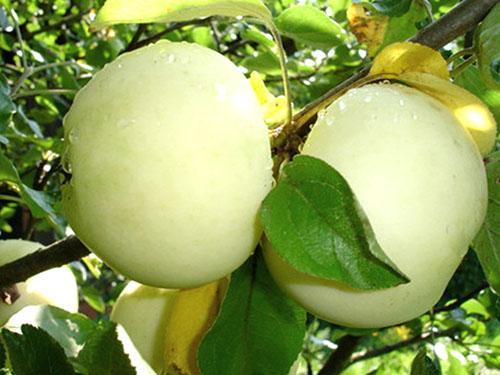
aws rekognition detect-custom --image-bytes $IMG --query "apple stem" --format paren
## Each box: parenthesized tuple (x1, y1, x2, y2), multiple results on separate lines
(268, 24, 293, 128)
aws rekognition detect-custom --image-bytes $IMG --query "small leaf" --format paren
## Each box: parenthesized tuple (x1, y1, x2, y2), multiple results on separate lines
(93, 0, 272, 29)
(0, 93, 14, 133)
(347, 4, 388, 56)
(410, 349, 441, 375)
(274, 5, 346, 49)
(366, 0, 413, 17)
(0, 150, 64, 233)
(369, 42, 449, 80)
(4, 305, 97, 358)
(261, 155, 409, 290)
(473, 151, 500, 295)
(476, 3, 500, 89)
(76, 321, 136, 375)
(1, 325, 76, 375)
(198, 254, 306, 375)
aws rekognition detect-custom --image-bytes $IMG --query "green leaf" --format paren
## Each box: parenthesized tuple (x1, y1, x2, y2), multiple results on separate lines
(241, 51, 281, 75)
(274, 5, 346, 49)
(447, 351, 468, 375)
(4, 306, 97, 358)
(475, 3, 500, 89)
(0, 90, 14, 132)
(75, 321, 136, 375)
(82, 286, 107, 313)
(260, 155, 409, 290)
(0, 340, 5, 369)
(410, 349, 441, 375)
(198, 254, 306, 375)
(93, 0, 272, 29)
(472, 151, 500, 295)
(1, 325, 76, 375)
(365, 0, 413, 16)
(0, 150, 64, 233)
(378, 1, 427, 53)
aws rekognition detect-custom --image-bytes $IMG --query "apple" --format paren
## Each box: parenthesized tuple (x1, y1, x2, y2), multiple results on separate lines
(264, 83, 488, 328)
(110, 281, 179, 373)
(62, 40, 273, 289)
(0, 240, 79, 326)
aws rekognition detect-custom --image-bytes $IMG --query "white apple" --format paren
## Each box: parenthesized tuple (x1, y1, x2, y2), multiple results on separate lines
(0, 240, 79, 325)
(110, 282, 179, 373)
(264, 83, 488, 328)
(62, 40, 273, 289)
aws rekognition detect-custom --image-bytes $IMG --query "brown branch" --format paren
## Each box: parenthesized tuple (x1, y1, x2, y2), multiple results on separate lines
(348, 327, 458, 365)
(0, 236, 90, 288)
(318, 335, 362, 375)
(433, 282, 489, 314)
(276, 0, 498, 152)
(122, 18, 212, 53)
(25, 7, 92, 39)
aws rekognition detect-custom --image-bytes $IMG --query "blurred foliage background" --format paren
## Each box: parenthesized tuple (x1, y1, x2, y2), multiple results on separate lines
(0, 0, 499, 373)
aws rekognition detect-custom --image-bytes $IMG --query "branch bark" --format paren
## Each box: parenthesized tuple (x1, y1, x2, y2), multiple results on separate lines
(0, 0, 496, 291)
(0, 236, 89, 288)
(318, 335, 362, 375)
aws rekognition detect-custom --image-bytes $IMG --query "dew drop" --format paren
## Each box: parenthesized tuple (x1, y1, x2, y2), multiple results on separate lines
(68, 129, 78, 143)
(338, 100, 346, 111)
(412, 113, 418, 120)
(326, 117, 335, 126)
(117, 63, 123, 69)
(117, 118, 136, 129)
(364, 96, 372, 103)
(399, 99, 405, 106)
(317, 110, 326, 120)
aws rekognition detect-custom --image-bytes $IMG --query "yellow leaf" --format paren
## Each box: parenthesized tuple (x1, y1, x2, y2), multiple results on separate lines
(370, 42, 450, 80)
(93, 0, 272, 29)
(398, 72, 497, 156)
(164, 279, 228, 375)
(347, 4, 388, 56)
(249, 72, 287, 126)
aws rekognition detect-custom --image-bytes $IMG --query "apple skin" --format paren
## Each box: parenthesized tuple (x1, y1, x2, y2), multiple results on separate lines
(62, 40, 273, 289)
(111, 282, 179, 373)
(264, 83, 488, 328)
(0, 240, 79, 326)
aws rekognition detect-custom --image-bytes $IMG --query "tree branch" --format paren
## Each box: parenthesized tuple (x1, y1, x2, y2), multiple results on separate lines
(318, 335, 362, 375)
(0, 236, 90, 288)
(275, 0, 498, 152)
(349, 327, 458, 365)
(433, 282, 489, 314)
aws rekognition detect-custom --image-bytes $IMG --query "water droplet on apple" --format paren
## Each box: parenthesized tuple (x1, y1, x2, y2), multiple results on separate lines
(338, 100, 346, 111)
(364, 96, 372, 103)
(117, 119, 136, 129)
(399, 99, 405, 106)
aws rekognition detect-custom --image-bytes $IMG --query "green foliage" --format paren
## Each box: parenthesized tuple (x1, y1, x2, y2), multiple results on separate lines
(473, 151, 500, 295)
(475, 3, 500, 89)
(410, 349, 440, 375)
(274, 5, 346, 49)
(1, 325, 76, 375)
(199, 254, 306, 375)
(76, 321, 136, 375)
(261, 155, 408, 289)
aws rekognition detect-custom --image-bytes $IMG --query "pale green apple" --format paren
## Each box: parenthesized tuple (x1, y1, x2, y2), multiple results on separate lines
(111, 281, 179, 373)
(62, 40, 273, 289)
(0, 240, 79, 325)
(264, 83, 488, 328)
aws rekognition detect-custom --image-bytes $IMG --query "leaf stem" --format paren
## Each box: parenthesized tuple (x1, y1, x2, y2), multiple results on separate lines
(447, 47, 475, 65)
(269, 24, 293, 128)
(9, 9, 28, 69)
(0, 194, 24, 205)
(13, 89, 76, 99)
(450, 56, 476, 77)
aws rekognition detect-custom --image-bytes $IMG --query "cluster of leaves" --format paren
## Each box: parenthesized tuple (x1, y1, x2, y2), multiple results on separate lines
(0, 0, 499, 374)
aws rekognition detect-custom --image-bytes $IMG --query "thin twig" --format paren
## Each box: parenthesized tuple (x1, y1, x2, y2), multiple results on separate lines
(0, 236, 90, 288)
(13, 88, 76, 99)
(9, 9, 28, 69)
